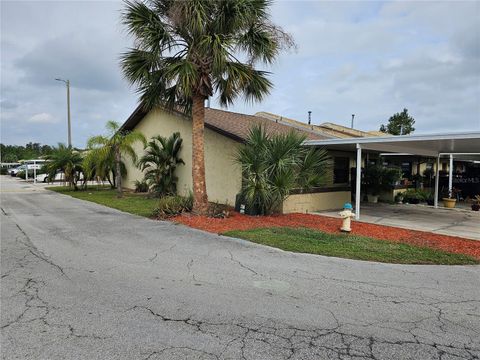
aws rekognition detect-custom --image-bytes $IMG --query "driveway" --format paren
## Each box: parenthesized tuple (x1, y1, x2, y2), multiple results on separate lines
(1, 176, 479, 360)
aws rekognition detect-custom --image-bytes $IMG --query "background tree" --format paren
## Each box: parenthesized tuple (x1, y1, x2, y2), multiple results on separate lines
(137, 132, 184, 196)
(87, 121, 145, 197)
(0, 143, 53, 162)
(380, 108, 415, 135)
(121, 0, 294, 214)
(236, 126, 331, 215)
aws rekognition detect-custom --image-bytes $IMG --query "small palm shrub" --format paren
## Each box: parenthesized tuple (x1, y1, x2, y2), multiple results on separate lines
(236, 125, 331, 215)
(44, 144, 83, 190)
(137, 133, 184, 196)
(134, 180, 149, 193)
(153, 193, 193, 219)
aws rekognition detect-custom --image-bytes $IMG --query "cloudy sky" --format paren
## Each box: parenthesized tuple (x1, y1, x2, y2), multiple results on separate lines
(1, 0, 479, 147)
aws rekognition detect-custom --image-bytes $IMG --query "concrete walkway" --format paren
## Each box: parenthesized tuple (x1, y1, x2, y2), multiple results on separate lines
(319, 203, 480, 240)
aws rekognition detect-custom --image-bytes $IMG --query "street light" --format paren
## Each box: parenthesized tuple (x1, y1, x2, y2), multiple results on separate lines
(55, 78, 72, 147)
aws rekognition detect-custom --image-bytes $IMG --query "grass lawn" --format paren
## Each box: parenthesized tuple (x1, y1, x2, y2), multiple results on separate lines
(223, 227, 480, 265)
(47, 186, 158, 217)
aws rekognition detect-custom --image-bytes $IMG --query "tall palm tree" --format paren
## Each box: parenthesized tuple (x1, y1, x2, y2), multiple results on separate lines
(121, 0, 293, 214)
(87, 121, 146, 197)
(137, 132, 184, 196)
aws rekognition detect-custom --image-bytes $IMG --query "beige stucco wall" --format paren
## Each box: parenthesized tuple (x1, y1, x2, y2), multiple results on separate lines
(282, 191, 351, 214)
(123, 108, 242, 205)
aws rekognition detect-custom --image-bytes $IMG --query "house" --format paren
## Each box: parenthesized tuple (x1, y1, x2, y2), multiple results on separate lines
(120, 105, 480, 213)
(120, 106, 365, 212)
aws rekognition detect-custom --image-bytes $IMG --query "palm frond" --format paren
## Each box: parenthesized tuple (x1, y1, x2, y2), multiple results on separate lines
(121, 0, 294, 110)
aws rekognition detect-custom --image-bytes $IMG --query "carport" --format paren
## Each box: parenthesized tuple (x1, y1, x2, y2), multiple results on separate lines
(304, 132, 480, 220)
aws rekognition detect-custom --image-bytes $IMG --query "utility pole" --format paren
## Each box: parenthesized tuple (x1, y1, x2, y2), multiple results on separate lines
(55, 78, 72, 147)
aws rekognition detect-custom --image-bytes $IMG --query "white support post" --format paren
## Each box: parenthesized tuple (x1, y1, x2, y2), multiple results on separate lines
(434, 155, 440, 208)
(448, 154, 453, 197)
(33, 160, 37, 184)
(355, 144, 362, 220)
(25, 164, 28, 181)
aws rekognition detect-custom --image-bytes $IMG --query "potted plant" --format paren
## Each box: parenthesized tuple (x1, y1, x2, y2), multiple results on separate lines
(442, 189, 457, 208)
(364, 164, 382, 203)
(472, 195, 480, 211)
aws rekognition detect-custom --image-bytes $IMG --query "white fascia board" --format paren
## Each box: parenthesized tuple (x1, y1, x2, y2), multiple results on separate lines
(303, 131, 480, 147)
(360, 143, 439, 157)
(303, 132, 480, 156)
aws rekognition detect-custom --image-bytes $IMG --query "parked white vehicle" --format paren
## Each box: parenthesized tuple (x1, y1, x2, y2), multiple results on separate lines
(10, 165, 26, 176)
(35, 172, 66, 183)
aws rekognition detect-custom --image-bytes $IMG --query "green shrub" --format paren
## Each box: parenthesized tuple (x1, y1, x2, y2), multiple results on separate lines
(0, 168, 8, 175)
(153, 194, 193, 218)
(403, 189, 430, 203)
(364, 164, 403, 196)
(134, 180, 149, 193)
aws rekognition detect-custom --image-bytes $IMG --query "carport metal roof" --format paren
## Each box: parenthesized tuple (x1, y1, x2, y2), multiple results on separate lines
(304, 131, 480, 157)
(303, 131, 480, 220)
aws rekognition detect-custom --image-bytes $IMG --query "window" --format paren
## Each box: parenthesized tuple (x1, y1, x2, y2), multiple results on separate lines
(333, 157, 350, 184)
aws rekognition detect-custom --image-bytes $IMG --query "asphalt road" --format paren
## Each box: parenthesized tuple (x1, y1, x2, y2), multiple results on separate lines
(1, 176, 479, 360)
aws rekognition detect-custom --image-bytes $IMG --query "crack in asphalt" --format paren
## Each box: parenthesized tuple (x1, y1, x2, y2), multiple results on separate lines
(2, 184, 479, 360)
(228, 250, 259, 276)
(1, 219, 107, 345)
(14, 223, 70, 279)
(127, 305, 480, 360)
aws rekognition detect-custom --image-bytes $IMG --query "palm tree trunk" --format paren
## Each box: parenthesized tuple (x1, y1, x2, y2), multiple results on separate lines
(191, 94, 209, 214)
(115, 146, 123, 198)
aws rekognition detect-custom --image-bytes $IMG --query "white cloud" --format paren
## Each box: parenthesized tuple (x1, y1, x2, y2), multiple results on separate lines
(28, 112, 57, 124)
(1, 0, 479, 146)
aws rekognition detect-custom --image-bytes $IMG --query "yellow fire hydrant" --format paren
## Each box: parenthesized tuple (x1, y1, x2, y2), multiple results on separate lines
(338, 203, 355, 232)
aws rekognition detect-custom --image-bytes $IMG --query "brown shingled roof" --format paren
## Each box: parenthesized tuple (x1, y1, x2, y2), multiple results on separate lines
(205, 108, 327, 141)
(121, 105, 329, 142)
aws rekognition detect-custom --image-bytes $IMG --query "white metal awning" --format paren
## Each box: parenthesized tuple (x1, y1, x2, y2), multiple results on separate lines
(304, 131, 480, 220)
(304, 131, 480, 157)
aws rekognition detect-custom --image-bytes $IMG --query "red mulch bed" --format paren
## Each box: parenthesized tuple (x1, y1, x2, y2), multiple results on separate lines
(172, 212, 480, 259)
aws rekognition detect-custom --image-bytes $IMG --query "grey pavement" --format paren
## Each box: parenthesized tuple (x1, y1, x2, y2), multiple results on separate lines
(319, 203, 480, 241)
(1, 175, 479, 360)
